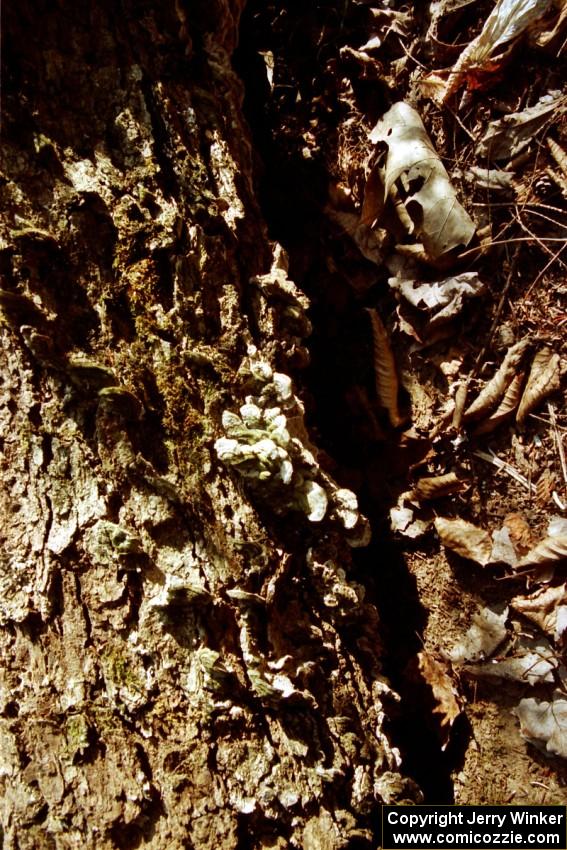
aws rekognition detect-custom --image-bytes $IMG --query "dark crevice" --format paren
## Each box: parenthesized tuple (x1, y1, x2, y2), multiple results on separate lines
(234, 4, 456, 804)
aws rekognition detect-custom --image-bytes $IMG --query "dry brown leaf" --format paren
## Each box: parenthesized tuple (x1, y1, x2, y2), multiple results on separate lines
(548, 138, 567, 178)
(536, 468, 557, 508)
(326, 207, 389, 268)
(511, 584, 567, 640)
(517, 347, 561, 424)
(365, 308, 405, 427)
(418, 651, 462, 750)
(412, 472, 467, 501)
(452, 381, 469, 430)
(517, 535, 567, 568)
(473, 371, 525, 435)
(503, 512, 533, 555)
(464, 337, 530, 421)
(434, 517, 493, 566)
(360, 165, 386, 228)
(533, 2, 567, 48)
(547, 164, 567, 198)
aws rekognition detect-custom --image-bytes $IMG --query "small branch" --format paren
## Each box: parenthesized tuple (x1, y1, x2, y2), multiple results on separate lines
(548, 402, 567, 498)
(472, 448, 534, 493)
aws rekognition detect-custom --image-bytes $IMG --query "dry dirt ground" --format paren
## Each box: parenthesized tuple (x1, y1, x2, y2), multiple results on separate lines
(235, 0, 567, 802)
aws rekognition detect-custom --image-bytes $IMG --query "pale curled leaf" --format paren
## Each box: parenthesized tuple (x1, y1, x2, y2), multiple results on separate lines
(511, 584, 567, 641)
(388, 272, 485, 328)
(412, 472, 466, 501)
(466, 167, 516, 195)
(369, 102, 476, 259)
(389, 496, 430, 538)
(517, 535, 567, 569)
(515, 692, 567, 759)
(476, 91, 565, 161)
(365, 308, 404, 427)
(516, 347, 561, 424)
(464, 337, 530, 421)
(463, 638, 559, 686)
(435, 517, 492, 565)
(448, 605, 509, 664)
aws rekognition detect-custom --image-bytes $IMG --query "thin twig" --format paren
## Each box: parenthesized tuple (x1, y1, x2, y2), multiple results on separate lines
(514, 210, 563, 262)
(475, 250, 521, 369)
(458, 235, 567, 261)
(472, 448, 535, 493)
(525, 240, 567, 298)
(548, 401, 567, 496)
(523, 207, 567, 231)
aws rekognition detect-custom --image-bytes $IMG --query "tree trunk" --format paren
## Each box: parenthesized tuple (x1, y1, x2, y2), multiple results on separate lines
(0, 3, 415, 848)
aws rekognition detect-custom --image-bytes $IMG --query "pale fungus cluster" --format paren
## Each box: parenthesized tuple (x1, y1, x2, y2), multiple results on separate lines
(215, 346, 370, 545)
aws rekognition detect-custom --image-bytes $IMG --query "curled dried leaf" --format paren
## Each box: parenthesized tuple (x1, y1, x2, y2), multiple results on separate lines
(464, 337, 530, 421)
(548, 138, 567, 178)
(418, 651, 462, 750)
(452, 381, 469, 430)
(464, 637, 559, 686)
(517, 535, 567, 569)
(448, 605, 509, 664)
(476, 92, 565, 162)
(473, 371, 525, 435)
(511, 584, 567, 641)
(434, 517, 493, 566)
(503, 512, 533, 556)
(536, 468, 557, 508)
(360, 165, 386, 228)
(412, 472, 466, 501)
(365, 308, 405, 427)
(516, 347, 561, 424)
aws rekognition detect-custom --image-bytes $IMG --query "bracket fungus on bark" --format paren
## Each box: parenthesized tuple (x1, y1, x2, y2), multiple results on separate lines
(215, 346, 370, 544)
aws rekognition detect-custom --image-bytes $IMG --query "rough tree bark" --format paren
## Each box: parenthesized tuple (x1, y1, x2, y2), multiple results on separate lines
(0, 3, 417, 848)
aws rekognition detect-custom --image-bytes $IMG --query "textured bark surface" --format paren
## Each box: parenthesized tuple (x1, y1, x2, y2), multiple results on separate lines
(0, 3, 415, 848)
